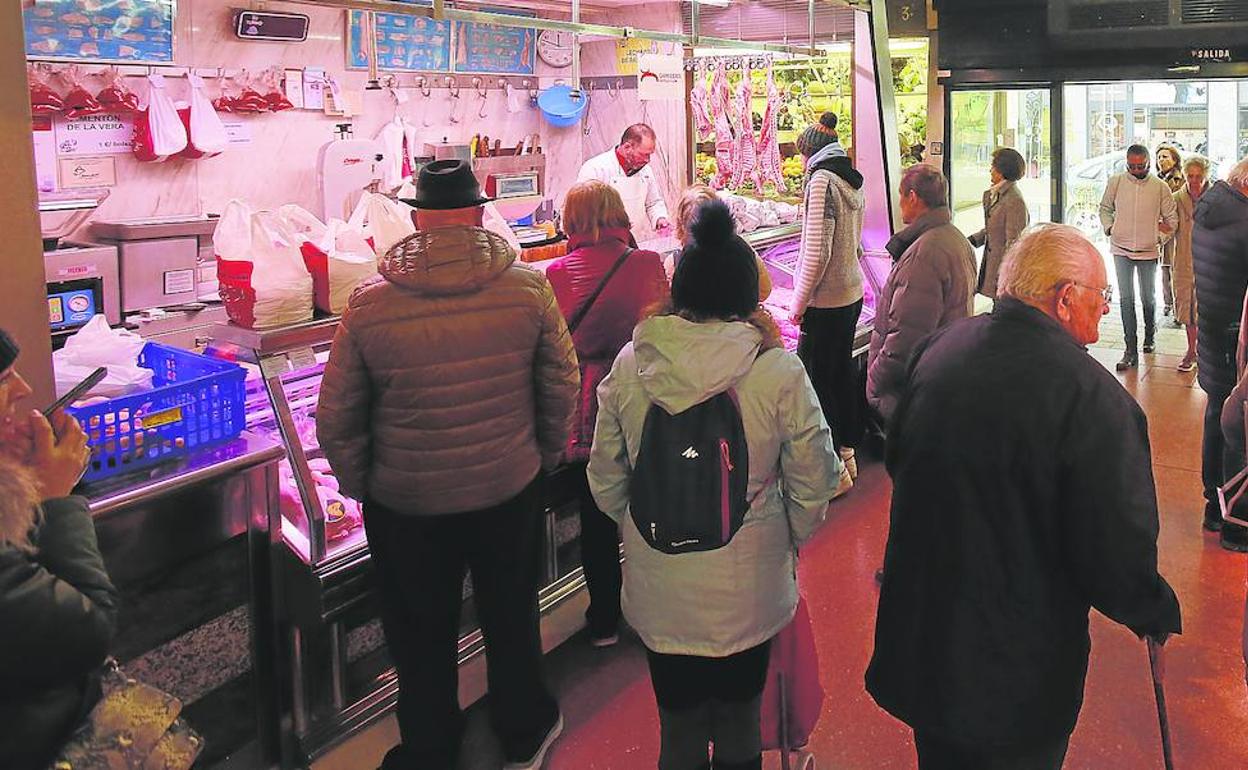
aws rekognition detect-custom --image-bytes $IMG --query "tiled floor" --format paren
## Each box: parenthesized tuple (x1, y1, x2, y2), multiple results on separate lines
(320, 337, 1248, 770)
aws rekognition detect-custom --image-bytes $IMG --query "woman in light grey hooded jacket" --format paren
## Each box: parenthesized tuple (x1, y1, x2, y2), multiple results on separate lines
(589, 199, 841, 770)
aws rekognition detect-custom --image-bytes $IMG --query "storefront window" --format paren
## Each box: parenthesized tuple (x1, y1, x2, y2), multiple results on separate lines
(689, 38, 929, 203)
(949, 88, 1052, 238)
(691, 48, 853, 202)
(1063, 79, 1247, 255)
(892, 39, 929, 169)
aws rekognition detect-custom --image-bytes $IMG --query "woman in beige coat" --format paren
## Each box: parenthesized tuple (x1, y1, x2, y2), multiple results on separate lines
(1171, 154, 1211, 372)
(969, 147, 1030, 299)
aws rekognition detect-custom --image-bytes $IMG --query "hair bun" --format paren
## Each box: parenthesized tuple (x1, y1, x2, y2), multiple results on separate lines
(819, 112, 838, 130)
(688, 198, 736, 248)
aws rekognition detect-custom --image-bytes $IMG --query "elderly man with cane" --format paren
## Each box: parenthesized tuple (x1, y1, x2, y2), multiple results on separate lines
(867, 224, 1182, 770)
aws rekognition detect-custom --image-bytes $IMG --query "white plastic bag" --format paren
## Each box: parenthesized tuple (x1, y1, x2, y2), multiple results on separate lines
(53, 315, 154, 398)
(181, 74, 228, 159)
(250, 212, 316, 328)
(360, 193, 416, 254)
(280, 203, 329, 244)
(214, 200, 315, 329)
(321, 221, 378, 313)
(282, 204, 377, 314)
(133, 74, 187, 162)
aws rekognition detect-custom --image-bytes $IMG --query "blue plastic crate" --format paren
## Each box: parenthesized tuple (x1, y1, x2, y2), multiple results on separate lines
(68, 342, 247, 483)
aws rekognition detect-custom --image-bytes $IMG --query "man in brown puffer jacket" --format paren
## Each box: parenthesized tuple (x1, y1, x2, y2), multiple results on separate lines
(318, 160, 579, 770)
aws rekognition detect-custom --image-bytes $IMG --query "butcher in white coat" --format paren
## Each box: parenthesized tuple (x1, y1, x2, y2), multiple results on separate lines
(577, 124, 671, 242)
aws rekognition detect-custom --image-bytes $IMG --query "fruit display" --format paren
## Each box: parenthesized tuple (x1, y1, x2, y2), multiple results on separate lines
(781, 155, 805, 188)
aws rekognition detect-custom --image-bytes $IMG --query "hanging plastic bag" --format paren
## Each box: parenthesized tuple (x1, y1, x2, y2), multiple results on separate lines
(281, 205, 377, 314)
(29, 65, 64, 115)
(97, 68, 140, 115)
(262, 67, 294, 112)
(52, 316, 154, 399)
(759, 595, 824, 751)
(133, 74, 187, 162)
(180, 74, 228, 159)
(62, 67, 103, 119)
(214, 201, 315, 329)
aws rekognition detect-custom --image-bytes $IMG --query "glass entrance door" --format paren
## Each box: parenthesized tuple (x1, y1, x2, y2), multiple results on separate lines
(949, 88, 1053, 239)
(1062, 79, 1248, 257)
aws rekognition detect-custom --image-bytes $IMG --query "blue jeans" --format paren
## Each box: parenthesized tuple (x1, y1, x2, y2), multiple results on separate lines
(1114, 255, 1158, 352)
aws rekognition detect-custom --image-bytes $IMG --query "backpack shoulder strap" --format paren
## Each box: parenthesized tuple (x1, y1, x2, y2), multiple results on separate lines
(567, 247, 635, 334)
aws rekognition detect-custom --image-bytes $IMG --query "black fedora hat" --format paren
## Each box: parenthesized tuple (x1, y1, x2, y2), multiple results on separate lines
(403, 159, 492, 210)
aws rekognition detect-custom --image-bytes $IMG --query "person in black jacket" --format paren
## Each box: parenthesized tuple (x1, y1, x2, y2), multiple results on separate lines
(866, 225, 1181, 770)
(0, 328, 117, 770)
(1192, 158, 1248, 551)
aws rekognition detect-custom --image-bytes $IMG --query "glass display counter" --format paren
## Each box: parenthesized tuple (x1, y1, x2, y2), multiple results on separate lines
(748, 226, 892, 356)
(204, 318, 591, 768)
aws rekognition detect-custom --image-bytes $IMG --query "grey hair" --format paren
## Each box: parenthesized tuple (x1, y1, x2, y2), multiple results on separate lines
(1183, 155, 1211, 175)
(998, 224, 1099, 305)
(1228, 156, 1248, 190)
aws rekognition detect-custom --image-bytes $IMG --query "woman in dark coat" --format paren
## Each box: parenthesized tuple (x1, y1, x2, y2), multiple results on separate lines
(0, 328, 117, 770)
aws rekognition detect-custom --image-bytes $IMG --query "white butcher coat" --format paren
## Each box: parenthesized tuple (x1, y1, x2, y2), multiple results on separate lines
(577, 149, 670, 240)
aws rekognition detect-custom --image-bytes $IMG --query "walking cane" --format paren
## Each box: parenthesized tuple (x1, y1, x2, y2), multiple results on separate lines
(778, 673, 791, 770)
(1147, 637, 1175, 770)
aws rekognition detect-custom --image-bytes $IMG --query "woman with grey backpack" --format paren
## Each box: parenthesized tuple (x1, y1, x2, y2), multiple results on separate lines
(588, 200, 842, 770)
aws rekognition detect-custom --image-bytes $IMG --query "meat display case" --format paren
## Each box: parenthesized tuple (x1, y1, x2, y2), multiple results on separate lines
(745, 224, 891, 355)
(205, 318, 590, 767)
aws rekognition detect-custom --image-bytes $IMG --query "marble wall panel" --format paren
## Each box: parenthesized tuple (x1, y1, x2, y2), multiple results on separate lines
(51, 0, 688, 237)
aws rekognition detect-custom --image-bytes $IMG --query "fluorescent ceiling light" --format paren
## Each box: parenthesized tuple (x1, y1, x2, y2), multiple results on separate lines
(687, 0, 733, 7)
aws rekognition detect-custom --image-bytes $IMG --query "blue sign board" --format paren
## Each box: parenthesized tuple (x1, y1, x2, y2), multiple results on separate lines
(24, 0, 175, 64)
(348, 8, 452, 73)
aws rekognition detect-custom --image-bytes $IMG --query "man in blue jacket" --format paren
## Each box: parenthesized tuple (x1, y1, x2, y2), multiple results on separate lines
(867, 225, 1181, 769)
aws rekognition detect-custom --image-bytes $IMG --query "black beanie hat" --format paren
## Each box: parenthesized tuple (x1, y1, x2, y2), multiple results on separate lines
(0, 329, 18, 373)
(671, 199, 758, 320)
(795, 112, 839, 157)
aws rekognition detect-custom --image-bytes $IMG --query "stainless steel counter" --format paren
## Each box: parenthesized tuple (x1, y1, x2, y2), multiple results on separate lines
(84, 432, 284, 518)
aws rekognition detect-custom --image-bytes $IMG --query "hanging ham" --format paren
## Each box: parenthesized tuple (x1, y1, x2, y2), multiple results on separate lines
(690, 70, 712, 139)
(755, 65, 786, 194)
(730, 63, 759, 191)
(710, 61, 736, 190)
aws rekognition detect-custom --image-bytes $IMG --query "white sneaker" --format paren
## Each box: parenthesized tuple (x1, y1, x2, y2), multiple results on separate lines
(838, 447, 858, 480)
(503, 712, 564, 770)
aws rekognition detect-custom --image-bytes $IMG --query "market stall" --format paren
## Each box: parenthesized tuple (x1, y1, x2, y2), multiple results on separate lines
(8, 1, 904, 766)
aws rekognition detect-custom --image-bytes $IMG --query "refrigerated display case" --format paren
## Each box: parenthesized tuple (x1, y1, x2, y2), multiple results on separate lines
(748, 226, 891, 355)
(205, 318, 592, 767)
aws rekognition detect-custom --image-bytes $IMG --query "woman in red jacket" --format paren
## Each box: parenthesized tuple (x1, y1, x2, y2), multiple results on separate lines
(547, 181, 668, 646)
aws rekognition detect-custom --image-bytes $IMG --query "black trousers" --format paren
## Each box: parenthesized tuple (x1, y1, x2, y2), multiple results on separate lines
(365, 476, 558, 769)
(797, 300, 865, 449)
(571, 461, 622, 638)
(1203, 385, 1248, 541)
(646, 641, 771, 770)
(914, 730, 1070, 770)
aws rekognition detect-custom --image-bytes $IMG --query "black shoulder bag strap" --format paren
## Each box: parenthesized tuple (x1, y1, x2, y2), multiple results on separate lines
(566, 247, 635, 333)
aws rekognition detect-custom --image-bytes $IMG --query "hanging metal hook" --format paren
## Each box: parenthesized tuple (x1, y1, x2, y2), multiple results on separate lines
(415, 75, 431, 98)
(445, 75, 459, 97)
